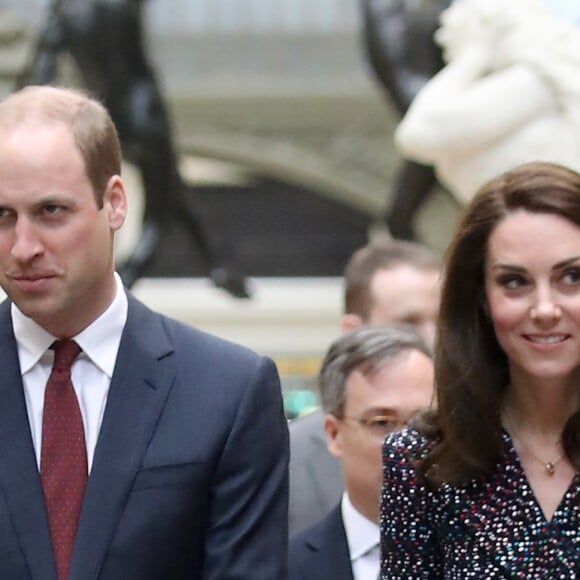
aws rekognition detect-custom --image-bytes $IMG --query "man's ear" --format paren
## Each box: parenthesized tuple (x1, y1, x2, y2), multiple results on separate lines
(341, 313, 364, 333)
(324, 414, 343, 458)
(103, 175, 127, 231)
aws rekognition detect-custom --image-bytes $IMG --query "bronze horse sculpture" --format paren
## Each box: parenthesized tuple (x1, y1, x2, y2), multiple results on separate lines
(18, 0, 249, 297)
(362, 0, 451, 240)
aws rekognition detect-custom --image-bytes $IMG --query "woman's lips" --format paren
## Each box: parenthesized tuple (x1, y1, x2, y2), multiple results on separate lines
(523, 333, 570, 349)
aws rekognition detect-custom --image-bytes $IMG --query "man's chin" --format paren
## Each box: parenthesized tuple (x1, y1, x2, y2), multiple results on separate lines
(9, 292, 60, 321)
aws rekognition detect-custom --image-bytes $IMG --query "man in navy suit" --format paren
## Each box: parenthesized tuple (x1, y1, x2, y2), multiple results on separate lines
(0, 85, 288, 580)
(289, 325, 433, 580)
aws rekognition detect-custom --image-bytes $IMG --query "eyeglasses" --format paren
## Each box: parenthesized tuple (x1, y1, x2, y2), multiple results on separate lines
(339, 415, 403, 440)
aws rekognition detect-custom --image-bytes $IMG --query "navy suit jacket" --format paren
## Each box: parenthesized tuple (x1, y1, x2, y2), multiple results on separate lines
(0, 293, 289, 579)
(289, 503, 354, 580)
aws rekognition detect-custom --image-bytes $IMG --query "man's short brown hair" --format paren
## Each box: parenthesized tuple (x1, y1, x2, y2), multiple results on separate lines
(0, 85, 121, 208)
(343, 239, 440, 320)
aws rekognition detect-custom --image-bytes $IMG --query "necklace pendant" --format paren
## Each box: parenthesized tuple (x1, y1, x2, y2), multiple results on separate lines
(545, 462, 556, 476)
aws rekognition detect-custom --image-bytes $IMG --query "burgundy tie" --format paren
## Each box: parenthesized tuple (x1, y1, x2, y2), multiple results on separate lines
(40, 340, 87, 580)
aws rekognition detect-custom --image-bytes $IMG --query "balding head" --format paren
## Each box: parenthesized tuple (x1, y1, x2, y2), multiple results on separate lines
(0, 86, 121, 207)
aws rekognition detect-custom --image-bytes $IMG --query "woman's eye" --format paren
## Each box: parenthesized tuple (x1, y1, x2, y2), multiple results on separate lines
(562, 269, 580, 285)
(498, 275, 525, 290)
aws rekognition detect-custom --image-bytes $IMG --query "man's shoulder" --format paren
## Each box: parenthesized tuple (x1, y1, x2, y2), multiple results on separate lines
(384, 426, 433, 460)
(289, 408, 324, 440)
(290, 503, 343, 551)
(289, 505, 350, 580)
(126, 292, 264, 364)
(289, 409, 331, 465)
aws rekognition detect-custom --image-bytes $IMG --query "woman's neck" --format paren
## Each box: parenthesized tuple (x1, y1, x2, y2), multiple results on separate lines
(503, 370, 579, 435)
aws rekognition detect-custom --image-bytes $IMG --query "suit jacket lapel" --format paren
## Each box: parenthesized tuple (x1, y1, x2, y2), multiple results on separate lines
(69, 295, 176, 580)
(302, 505, 354, 580)
(0, 301, 57, 580)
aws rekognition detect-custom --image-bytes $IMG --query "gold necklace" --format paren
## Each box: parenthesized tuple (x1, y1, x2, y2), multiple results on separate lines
(504, 418, 564, 477)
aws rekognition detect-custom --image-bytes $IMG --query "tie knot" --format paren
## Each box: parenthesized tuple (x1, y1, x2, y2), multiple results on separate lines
(51, 340, 82, 372)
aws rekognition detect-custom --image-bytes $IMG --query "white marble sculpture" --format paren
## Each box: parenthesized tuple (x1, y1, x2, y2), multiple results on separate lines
(395, 0, 580, 204)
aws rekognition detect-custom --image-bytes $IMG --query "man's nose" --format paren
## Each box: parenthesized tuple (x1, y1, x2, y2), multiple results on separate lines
(11, 219, 43, 262)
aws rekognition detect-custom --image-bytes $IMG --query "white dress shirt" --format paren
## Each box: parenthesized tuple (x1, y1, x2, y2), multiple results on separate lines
(342, 493, 381, 580)
(13, 273, 128, 472)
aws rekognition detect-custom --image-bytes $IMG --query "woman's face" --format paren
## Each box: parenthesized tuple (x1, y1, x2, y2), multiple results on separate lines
(485, 210, 580, 386)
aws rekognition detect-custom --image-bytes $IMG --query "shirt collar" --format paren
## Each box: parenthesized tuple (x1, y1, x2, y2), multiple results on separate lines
(341, 492, 380, 562)
(12, 273, 128, 377)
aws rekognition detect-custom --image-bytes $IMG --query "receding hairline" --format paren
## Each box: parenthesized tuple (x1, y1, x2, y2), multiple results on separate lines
(0, 86, 121, 205)
(318, 324, 432, 415)
(0, 85, 105, 127)
(347, 342, 428, 380)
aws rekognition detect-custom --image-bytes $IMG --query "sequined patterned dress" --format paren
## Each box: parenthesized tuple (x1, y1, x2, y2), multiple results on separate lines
(380, 428, 579, 579)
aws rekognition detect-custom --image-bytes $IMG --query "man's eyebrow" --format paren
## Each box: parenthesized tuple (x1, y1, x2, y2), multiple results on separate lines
(30, 196, 73, 209)
(34, 195, 68, 204)
(360, 407, 398, 417)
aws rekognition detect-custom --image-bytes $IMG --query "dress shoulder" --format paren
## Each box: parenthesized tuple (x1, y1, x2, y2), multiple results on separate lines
(383, 426, 434, 466)
(380, 428, 442, 578)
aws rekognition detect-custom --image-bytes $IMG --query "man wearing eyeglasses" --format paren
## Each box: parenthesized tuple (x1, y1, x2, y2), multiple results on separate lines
(288, 239, 440, 534)
(289, 325, 434, 580)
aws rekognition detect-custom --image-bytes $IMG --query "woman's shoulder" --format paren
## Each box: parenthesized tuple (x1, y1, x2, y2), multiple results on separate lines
(383, 426, 436, 466)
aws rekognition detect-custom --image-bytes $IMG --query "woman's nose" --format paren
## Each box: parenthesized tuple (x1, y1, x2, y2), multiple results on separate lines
(530, 291, 561, 322)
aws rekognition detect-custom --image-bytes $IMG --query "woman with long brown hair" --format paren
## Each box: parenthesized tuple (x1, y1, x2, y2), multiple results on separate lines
(380, 161, 580, 578)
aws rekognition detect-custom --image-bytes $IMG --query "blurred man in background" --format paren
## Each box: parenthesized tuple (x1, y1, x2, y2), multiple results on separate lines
(289, 325, 434, 579)
(288, 239, 440, 533)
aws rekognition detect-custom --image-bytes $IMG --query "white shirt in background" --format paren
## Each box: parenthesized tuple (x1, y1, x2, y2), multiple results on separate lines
(342, 493, 381, 580)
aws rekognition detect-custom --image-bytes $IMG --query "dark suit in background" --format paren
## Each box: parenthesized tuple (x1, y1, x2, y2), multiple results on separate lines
(289, 504, 353, 580)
